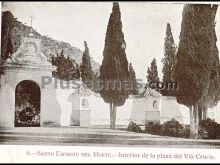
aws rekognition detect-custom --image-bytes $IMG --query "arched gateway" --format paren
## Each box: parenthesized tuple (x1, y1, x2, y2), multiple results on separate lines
(15, 80, 41, 127)
(0, 32, 61, 128)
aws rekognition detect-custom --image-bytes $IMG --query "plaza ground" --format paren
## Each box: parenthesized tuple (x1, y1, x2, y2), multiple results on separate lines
(0, 127, 220, 148)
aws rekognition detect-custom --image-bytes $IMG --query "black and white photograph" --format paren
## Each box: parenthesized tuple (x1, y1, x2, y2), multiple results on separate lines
(0, 1, 220, 163)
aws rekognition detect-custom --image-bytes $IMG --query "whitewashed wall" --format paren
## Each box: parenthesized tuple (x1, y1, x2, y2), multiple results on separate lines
(208, 102, 220, 124)
(47, 81, 192, 127)
(160, 96, 190, 125)
(89, 94, 163, 126)
(0, 76, 191, 128)
(55, 81, 73, 126)
(0, 75, 15, 128)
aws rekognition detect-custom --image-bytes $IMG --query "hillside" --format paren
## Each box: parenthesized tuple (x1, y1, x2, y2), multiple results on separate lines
(1, 11, 100, 73)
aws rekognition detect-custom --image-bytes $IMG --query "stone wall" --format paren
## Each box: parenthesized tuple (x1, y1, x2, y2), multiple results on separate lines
(0, 75, 191, 128)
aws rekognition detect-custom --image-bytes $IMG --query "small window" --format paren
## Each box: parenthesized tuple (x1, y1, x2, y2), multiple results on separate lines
(153, 100, 159, 109)
(82, 98, 89, 109)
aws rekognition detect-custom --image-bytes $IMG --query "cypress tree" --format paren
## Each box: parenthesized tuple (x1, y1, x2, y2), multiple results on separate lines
(100, 2, 129, 129)
(147, 58, 160, 89)
(75, 63, 81, 79)
(1, 11, 15, 62)
(175, 4, 218, 138)
(128, 63, 138, 95)
(199, 5, 220, 121)
(80, 41, 93, 82)
(161, 23, 177, 96)
(51, 50, 79, 80)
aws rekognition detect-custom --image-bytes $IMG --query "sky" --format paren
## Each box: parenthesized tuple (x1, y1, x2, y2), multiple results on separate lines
(2, 2, 220, 82)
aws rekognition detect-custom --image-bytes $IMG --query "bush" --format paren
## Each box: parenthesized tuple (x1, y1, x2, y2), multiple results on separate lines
(127, 119, 220, 139)
(179, 125, 190, 138)
(160, 119, 184, 137)
(144, 119, 190, 138)
(127, 121, 142, 133)
(199, 118, 220, 139)
(127, 119, 191, 139)
(198, 127, 209, 139)
(145, 121, 161, 135)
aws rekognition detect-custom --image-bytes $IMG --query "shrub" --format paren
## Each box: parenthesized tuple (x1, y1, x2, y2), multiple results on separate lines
(160, 119, 184, 137)
(144, 119, 190, 138)
(127, 119, 190, 139)
(179, 125, 190, 138)
(145, 121, 161, 135)
(127, 121, 142, 133)
(198, 127, 209, 139)
(199, 118, 220, 139)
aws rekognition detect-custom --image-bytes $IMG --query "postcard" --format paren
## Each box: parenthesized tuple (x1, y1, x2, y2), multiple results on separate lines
(0, 1, 220, 163)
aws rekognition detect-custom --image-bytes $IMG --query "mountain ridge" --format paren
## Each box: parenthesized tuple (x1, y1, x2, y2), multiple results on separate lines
(1, 11, 100, 73)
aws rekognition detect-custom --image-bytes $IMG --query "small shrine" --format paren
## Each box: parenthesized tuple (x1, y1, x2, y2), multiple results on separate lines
(70, 79, 92, 127)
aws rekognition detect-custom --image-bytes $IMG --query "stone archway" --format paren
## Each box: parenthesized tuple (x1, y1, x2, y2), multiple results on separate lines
(15, 80, 41, 127)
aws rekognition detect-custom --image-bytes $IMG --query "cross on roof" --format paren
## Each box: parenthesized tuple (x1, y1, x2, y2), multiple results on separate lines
(28, 15, 35, 36)
(30, 15, 34, 28)
(79, 69, 82, 81)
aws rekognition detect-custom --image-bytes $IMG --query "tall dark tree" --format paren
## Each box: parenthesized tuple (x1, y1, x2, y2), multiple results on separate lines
(80, 41, 93, 82)
(75, 63, 81, 79)
(175, 4, 218, 138)
(161, 23, 177, 96)
(51, 50, 79, 80)
(198, 5, 220, 121)
(147, 58, 160, 89)
(199, 61, 220, 122)
(128, 63, 138, 95)
(1, 11, 15, 62)
(100, 2, 129, 129)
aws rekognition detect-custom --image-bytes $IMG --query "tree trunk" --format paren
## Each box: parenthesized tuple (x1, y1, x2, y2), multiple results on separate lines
(189, 105, 195, 138)
(109, 103, 114, 129)
(109, 103, 117, 129)
(198, 102, 203, 123)
(189, 102, 199, 139)
(112, 104, 117, 130)
(195, 102, 199, 139)
(202, 106, 208, 120)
